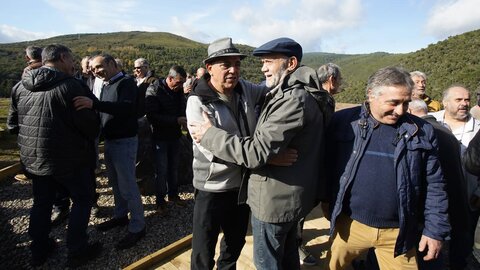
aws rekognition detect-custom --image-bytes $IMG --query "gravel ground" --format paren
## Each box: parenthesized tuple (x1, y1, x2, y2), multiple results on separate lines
(0, 168, 194, 269)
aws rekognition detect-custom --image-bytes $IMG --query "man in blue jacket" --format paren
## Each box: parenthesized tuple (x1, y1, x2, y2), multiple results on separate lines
(324, 67, 449, 269)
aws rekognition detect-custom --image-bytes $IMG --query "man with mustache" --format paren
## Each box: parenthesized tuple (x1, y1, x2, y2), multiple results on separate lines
(430, 85, 480, 148)
(324, 67, 449, 269)
(430, 85, 480, 269)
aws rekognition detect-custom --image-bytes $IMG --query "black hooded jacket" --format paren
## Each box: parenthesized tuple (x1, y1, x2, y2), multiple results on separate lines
(7, 67, 100, 176)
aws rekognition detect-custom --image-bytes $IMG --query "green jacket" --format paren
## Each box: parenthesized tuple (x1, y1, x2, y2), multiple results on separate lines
(201, 66, 326, 223)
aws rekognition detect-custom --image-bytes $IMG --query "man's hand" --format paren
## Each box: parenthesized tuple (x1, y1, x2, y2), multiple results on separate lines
(73, 96, 93, 110)
(189, 111, 213, 143)
(418, 235, 443, 261)
(177, 116, 188, 130)
(268, 148, 298, 166)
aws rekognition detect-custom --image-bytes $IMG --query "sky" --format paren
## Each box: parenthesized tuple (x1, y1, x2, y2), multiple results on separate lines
(1, 0, 480, 54)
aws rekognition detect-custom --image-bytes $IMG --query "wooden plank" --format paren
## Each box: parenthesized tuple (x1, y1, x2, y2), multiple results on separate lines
(123, 234, 192, 270)
(134, 205, 332, 270)
(0, 162, 21, 181)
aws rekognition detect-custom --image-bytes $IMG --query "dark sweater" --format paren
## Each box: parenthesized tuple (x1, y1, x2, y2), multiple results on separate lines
(93, 73, 138, 140)
(344, 122, 399, 228)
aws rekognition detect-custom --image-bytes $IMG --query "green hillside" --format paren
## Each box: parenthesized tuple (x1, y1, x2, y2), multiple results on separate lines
(0, 31, 264, 97)
(305, 29, 480, 104)
(1, 29, 480, 104)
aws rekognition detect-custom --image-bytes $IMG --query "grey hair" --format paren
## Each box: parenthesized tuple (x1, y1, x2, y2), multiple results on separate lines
(442, 84, 469, 102)
(366, 66, 414, 97)
(26, 46, 42, 61)
(134, 58, 149, 67)
(41, 44, 72, 64)
(318, 63, 342, 84)
(168, 65, 187, 79)
(410, 70, 427, 80)
(115, 58, 123, 69)
(408, 97, 428, 114)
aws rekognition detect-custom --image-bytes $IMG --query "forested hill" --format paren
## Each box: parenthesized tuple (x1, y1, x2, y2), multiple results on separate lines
(304, 29, 480, 103)
(1, 29, 480, 103)
(0, 31, 263, 97)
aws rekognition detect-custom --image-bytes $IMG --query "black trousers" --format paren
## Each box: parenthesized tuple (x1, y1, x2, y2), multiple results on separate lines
(191, 189, 250, 270)
(29, 167, 95, 256)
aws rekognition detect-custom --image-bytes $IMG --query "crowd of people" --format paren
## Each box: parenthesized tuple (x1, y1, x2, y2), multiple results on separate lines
(5, 37, 480, 270)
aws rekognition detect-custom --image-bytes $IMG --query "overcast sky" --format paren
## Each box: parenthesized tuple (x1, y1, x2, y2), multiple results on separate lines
(1, 0, 479, 54)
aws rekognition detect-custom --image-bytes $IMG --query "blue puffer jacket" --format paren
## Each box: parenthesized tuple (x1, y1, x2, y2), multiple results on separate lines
(326, 103, 450, 257)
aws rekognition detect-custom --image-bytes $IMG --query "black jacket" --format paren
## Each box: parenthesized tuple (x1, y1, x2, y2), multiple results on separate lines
(7, 67, 100, 176)
(145, 79, 186, 140)
(135, 71, 158, 118)
(422, 115, 469, 235)
(464, 129, 480, 176)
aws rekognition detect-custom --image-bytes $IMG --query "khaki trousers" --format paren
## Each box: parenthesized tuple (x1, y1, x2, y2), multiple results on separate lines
(326, 214, 418, 270)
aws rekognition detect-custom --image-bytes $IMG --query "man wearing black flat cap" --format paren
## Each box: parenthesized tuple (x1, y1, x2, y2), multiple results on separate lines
(186, 37, 268, 270)
(189, 37, 327, 270)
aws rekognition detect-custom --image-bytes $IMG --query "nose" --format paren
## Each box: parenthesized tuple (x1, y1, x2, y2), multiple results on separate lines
(394, 103, 407, 116)
(261, 64, 268, 73)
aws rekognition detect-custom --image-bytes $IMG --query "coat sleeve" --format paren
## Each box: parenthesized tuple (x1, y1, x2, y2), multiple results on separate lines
(464, 131, 480, 176)
(186, 96, 214, 161)
(69, 81, 100, 141)
(6, 82, 21, 134)
(200, 91, 304, 169)
(422, 128, 450, 241)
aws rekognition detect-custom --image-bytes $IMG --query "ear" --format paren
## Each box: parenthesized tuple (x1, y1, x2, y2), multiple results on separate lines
(286, 57, 298, 72)
(367, 88, 374, 102)
(206, 63, 213, 76)
(59, 52, 67, 63)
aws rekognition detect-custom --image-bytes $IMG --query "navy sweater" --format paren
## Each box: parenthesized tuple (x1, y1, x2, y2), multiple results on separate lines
(93, 73, 138, 140)
(343, 122, 399, 228)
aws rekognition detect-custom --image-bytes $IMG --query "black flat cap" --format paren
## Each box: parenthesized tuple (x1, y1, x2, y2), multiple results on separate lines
(252, 37, 303, 62)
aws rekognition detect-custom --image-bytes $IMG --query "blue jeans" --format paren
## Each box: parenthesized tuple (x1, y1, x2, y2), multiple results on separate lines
(29, 167, 95, 255)
(104, 136, 145, 233)
(154, 139, 180, 205)
(251, 215, 300, 270)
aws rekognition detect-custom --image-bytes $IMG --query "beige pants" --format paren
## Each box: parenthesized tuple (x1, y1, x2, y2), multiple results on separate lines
(326, 214, 418, 270)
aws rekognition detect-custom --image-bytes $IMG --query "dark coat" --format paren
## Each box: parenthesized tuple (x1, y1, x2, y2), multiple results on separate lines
(7, 67, 100, 176)
(326, 104, 450, 257)
(145, 79, 186, 141)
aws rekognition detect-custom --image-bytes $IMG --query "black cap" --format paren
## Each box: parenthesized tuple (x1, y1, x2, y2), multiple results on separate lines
(253, 37, 303, 62)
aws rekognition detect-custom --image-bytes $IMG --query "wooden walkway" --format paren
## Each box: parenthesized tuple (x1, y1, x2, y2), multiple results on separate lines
(125, 204, 480, 270)
(126, 205, 331, 270)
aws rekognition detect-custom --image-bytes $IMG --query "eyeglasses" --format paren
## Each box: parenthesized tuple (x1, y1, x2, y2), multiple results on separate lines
(134, 66, 144, 70)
